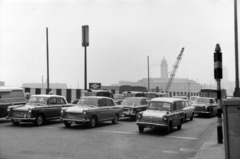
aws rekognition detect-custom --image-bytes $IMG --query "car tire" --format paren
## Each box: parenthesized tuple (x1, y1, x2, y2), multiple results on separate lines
(35, 115, 44, 126)
(112, 114, 118, 124)
(190, 113, 194, 121)
(64, 121, 72, 128)
(88, 116, 97, 128)
(12, 120, 20, 126)
(177, 119, 183, 130)
(209, 110, 213, 118)
(166, 122, 172, 134)
(138, 126, 144, 133)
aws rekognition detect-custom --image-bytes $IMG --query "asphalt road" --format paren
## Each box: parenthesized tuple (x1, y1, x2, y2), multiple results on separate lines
(0, 115, 217, 159)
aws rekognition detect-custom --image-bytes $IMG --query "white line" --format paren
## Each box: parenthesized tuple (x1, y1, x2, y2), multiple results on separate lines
(91, 130, 139, 135)
(168, 136, 197, 140)
(43, 126, 60, 129)
(162, 150, 179, 154)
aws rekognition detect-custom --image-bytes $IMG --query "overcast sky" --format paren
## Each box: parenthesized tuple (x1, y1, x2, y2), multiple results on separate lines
(0, 0, 237, 89)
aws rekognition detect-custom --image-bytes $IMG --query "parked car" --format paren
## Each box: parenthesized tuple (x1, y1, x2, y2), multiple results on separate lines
(6, 94, 71, 126)
(192, 97, 217, 117)
(182, 100, 195, 122)
(0, 87, 26, 118)
(189, 96, 199, 104)
(61, 96, 123, 128)
(136, 97, 185, 134)
(172, 95, 189, 100)
(121, 97, 148, 120)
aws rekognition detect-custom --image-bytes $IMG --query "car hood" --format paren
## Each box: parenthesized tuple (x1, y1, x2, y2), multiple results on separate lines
(65, 105, 93, 113)
(193, 104, 208, 107)
(142, 110, 167, 118)
(13, 104, 41, 111)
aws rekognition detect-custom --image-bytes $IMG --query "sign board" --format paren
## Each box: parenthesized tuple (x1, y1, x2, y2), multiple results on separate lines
(82, 25, 89, 47)
(89, 83, 101, 90)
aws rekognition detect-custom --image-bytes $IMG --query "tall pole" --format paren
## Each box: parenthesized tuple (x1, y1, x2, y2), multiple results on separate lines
(46, 27, 49, 93)
(234, 0, 240, 97)
(148, 56, 150, 91)
(84, 46, 87, 90)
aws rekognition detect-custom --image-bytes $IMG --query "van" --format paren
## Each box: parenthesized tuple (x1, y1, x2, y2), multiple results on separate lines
(0, 87, 26, 118)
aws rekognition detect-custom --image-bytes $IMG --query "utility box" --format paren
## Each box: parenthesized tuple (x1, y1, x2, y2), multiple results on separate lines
(223, 98, 240, 159)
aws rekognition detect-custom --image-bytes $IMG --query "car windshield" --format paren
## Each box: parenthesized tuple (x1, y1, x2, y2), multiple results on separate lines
(77, 98, 99, 106)
(28, 96, 48, 105)
(196, 98, 212, 104)
(148, 101, 171, 111)
(122, 98, 141, 106)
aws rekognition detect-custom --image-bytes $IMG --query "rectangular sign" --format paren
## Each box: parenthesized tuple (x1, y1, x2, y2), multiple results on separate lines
(89, 83, 101, 90)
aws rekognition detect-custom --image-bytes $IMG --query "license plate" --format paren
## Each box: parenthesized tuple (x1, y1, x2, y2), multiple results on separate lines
(146, 125, 155, 129)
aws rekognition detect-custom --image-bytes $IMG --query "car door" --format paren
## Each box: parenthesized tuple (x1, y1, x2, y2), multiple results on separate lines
(175, 101, 184, 126)
(97, 99, 109, 121)
(44, 97, 58, 119)
(183, 101, 190, 118)
(55, 97, 67, 117)
(106, 99, 115, 119)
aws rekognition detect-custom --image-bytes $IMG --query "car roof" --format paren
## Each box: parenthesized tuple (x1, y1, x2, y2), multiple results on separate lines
(0, 86, 24, 92)
(197, 97, 215, 100)
(151, 97, 183, 103)
(31, 94, 65, 98)
(123, 97, 148, 99)
(122, 91, 145, 94)
(81, 96, 113, 100)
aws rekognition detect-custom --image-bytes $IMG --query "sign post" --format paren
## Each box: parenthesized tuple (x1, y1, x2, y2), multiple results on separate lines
(214, 43, 223, 144)
(82, 25, 89, 90)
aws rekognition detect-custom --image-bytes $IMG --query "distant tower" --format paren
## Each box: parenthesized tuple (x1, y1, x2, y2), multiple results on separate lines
(161, 57, 168, 78)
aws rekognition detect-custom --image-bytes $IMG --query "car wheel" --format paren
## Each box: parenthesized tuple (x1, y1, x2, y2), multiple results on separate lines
(88, 116, 97, 128)
(209, 110, 213, 118)
(35, 115, 44, 126)
(64, 121, 72, 128)
(112, 114, 118, 124)
(12, 120, 20, 126)
(190, 113, 194, 121)
(138, 126, 144, 133)
(166, 122, 172, 134)
(177, 119, 183, 130)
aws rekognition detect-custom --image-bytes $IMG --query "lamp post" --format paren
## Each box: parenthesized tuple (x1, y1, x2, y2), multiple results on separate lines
(234, 0, 240, 97)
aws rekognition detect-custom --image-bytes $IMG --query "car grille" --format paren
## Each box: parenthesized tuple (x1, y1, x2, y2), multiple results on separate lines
(141, 117, 162, 124)
(64, 113, 83, 119)
(11, 111, 27, 118)
(195, 106, 204, 111)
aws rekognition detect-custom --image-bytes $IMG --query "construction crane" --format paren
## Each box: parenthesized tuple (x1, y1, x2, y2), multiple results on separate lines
(163, 47, 185, 93)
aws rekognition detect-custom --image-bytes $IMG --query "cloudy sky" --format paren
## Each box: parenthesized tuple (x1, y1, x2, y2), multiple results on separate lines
(0, 0, 236, 89)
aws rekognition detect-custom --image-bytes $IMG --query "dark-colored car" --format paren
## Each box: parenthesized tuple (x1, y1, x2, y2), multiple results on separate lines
(7, 94, 71, 125)
(121, 97, 148, 120)
(193, 97, 217, 117)
(0, 87, 26, 118)
(136, 97, 185, 134)
(61, 96, 123, 128)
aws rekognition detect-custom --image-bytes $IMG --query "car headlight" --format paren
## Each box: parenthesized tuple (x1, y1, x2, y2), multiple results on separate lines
(83, 110, 87, 115)
(28, 109, 32, 113)
(61, 109, 65, 115)
(162, 116, 167, 121)
(137, 112, 143, 119)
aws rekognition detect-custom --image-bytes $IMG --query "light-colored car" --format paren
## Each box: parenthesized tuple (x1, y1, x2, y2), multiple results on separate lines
(189, 96, 199, 104)
(136, 97, 185, 134)
(61, 96, 123, 128)
(182, 100, 195, 122)
(7, 94, 70, 126)
(172, 95, 189, 100)
(121, 97, 148, 120)
(193, 97, 217, 117)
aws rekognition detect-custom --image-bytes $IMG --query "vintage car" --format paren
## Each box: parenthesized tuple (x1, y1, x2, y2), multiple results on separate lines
(182, 100, 195, 122)
(6, 94, 70, 126)
(121, 97, 148, 120)
(193, 97, 217, 117)
(0, 87, 26, 118)
(61, 96, 123, 128)
(136, 98, 185, 134)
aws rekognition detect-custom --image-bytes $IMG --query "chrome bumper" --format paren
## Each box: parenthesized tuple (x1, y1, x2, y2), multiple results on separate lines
(61, 118, 90, 123)
(7, 116, 36, 121)
(136, 121, 167, 127)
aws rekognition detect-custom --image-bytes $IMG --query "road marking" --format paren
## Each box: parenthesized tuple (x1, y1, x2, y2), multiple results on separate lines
(168, 136, 197, 140)
(162, 150, 179, 154)
(43, 126, 60, 129)
(91, 130, 139, 135)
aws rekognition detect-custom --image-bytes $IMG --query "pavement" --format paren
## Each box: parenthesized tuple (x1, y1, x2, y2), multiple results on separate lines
(197, 128, 225, 159)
